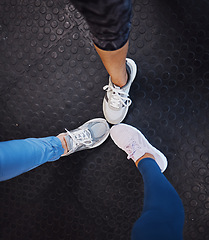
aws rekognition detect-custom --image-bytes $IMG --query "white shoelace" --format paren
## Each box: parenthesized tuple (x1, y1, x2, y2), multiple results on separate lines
(65, 128, 93, 151)
(103, 85, 132, 109)
(125, 140, 143, 161)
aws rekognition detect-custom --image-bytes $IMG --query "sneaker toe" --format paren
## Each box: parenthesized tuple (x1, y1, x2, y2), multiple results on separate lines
(103, 102, 127, 125)
(90, 121, 109, 139)
(110, 124, 129, 148)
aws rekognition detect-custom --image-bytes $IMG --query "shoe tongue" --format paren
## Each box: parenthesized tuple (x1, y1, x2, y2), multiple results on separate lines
(65, 129, 92, 151)
(125, 142, 146, 162)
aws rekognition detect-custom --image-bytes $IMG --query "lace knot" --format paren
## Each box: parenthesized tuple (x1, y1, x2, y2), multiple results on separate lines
(65, 128, 93, 151)
(103, 85, 132, 109)
(125, 140, 142, 160)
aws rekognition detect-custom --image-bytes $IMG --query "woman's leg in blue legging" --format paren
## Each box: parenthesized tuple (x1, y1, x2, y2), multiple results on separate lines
(131, 158, 185, 240)
(0, 137, 64, 182)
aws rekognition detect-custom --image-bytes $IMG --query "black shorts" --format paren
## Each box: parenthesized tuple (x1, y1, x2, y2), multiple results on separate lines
(70, 0, 132, 51)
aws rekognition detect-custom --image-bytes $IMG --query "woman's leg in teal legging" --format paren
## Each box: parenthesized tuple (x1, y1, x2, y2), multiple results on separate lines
(0, 137, 64, 181)
(131, 158, 185, 240)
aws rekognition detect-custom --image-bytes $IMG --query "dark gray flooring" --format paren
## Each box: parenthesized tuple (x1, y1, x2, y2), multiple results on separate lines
(0, 0, 209, 239)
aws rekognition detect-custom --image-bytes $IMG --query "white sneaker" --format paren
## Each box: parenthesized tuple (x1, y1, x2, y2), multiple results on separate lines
(110, 124, 168, 172)
(60, 118, 110, 156)
(103, 58, 137, 124)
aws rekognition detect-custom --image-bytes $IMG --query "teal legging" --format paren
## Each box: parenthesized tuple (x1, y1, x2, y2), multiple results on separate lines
(131, 158, 185, 240)
(0, 137, 64, 181)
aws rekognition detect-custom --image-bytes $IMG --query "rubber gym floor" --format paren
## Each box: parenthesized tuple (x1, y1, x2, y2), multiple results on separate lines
(0, 0, 209, 239)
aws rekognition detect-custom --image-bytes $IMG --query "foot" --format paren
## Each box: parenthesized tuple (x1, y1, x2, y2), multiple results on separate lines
(110, 124, 168, 172)
(103, 58, 137, 124)
(57, 118, 110, 156)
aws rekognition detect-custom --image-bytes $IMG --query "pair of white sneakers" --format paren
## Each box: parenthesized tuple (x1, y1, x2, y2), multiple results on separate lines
(59, 58, 167, 172)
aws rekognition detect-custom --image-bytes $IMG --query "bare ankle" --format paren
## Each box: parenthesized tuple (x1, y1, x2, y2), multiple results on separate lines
(112, 71, 128, 88)
(56, 134, 68, 154)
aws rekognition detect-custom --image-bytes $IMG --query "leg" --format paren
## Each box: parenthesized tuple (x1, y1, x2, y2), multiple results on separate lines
(70, 0, 136, 124)
(131, 156, 185, 240)
(110, 124, 185, 240)
(94, 41, 129, 87)
(0, 118, 109, 181)
(70, 0, 132, 87)
(0, 137, 64, 181)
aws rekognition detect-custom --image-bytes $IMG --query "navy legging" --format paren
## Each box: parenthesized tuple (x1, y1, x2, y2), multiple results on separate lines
(131, 158, 185, 240)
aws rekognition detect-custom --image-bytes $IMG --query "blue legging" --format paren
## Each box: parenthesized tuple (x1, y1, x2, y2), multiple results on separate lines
(131, 158, 185, 240)
(0, 137, 64, 181)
